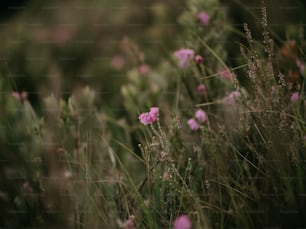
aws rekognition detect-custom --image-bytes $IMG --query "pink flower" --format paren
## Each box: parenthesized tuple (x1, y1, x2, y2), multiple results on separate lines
(219, 68, 233, 81)
(138, 64, 150, 76)
(139, 107, 159, 125)
(12, 91, 21, 100)
(198, 12, 210, 25)
(187, 118, 199, 131)
(291, 92, 299, 103)
(173, 215, 192, 229)
(195, 109, 206, 123)
(223, 91, 240, 105)
(296, 59, 305, 74)
(195, 55, 203, 65)
(111, 55, 125, 70)
(123, 219, 135, 229)
(149, 107, 159, 117)
(174, 49, 195, 68)
(197, 84, 206, 94)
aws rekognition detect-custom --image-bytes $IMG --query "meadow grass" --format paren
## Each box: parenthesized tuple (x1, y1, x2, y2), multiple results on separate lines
(0, 0, 305, 228)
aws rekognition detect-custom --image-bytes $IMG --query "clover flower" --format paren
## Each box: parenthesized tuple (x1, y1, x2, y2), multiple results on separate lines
(139, 107, 159, 125)
(198, 12, 210, 25)
(187, 118, 199, 131)
(174, 49, 195, 68)
(195, 109, 206, 123)
(173, 215, 192, 229)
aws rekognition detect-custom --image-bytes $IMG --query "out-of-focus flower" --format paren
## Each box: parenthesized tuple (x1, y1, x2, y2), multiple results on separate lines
(174, 49, 195, 68)
(197, 84, 206, 94)
(222, 91, 241, 105)
(139, 107, 159, 125)
(22, 182, 33, 193)
(187, 118, 199, 131)
(123, 219, 135, 229)
(173, 215, 192, 229)
(12, 91, 21, 100)
(296, 59, 305, 74)
(195, 109, 206, 123)
(219, 68, 233, 81)
(291, 92, 299, 103)
(111, 55, 125, 70)
(138, 64, 151, 76)
(195, 55, 203, 65)
(64, 171, 72, 179)
(197, 12, 210, 25)
(21, 91, 28, 100)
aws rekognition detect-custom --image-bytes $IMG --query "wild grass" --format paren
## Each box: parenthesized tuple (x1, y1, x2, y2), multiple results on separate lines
(0, 0, 305, 228)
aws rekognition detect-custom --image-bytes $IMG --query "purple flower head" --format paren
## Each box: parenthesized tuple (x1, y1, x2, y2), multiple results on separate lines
(195, 55, 203, 65)
(139, 107, 159, 125)
(187, 118, 199, 131)
(195, 109, 206, 123)
(198, 12, 210, 25)
(291, 92, 299, 103)
(174, 49, 195, 68)
(173, 215, 192, 229)
(197, 84, 206, 94)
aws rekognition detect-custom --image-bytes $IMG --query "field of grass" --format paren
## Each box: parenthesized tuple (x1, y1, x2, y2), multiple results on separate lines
(0, 0, 305, 228)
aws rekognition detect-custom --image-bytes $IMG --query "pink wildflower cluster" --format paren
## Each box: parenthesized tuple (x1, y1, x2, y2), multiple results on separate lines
(187, 109, 207, 131)
(138, 107, 159, 125)
(173, 215, 192, 229)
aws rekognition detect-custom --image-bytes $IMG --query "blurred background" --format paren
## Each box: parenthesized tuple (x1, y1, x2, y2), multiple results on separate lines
(1, 0, 305, 111)
(0, 0, 184, 112)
